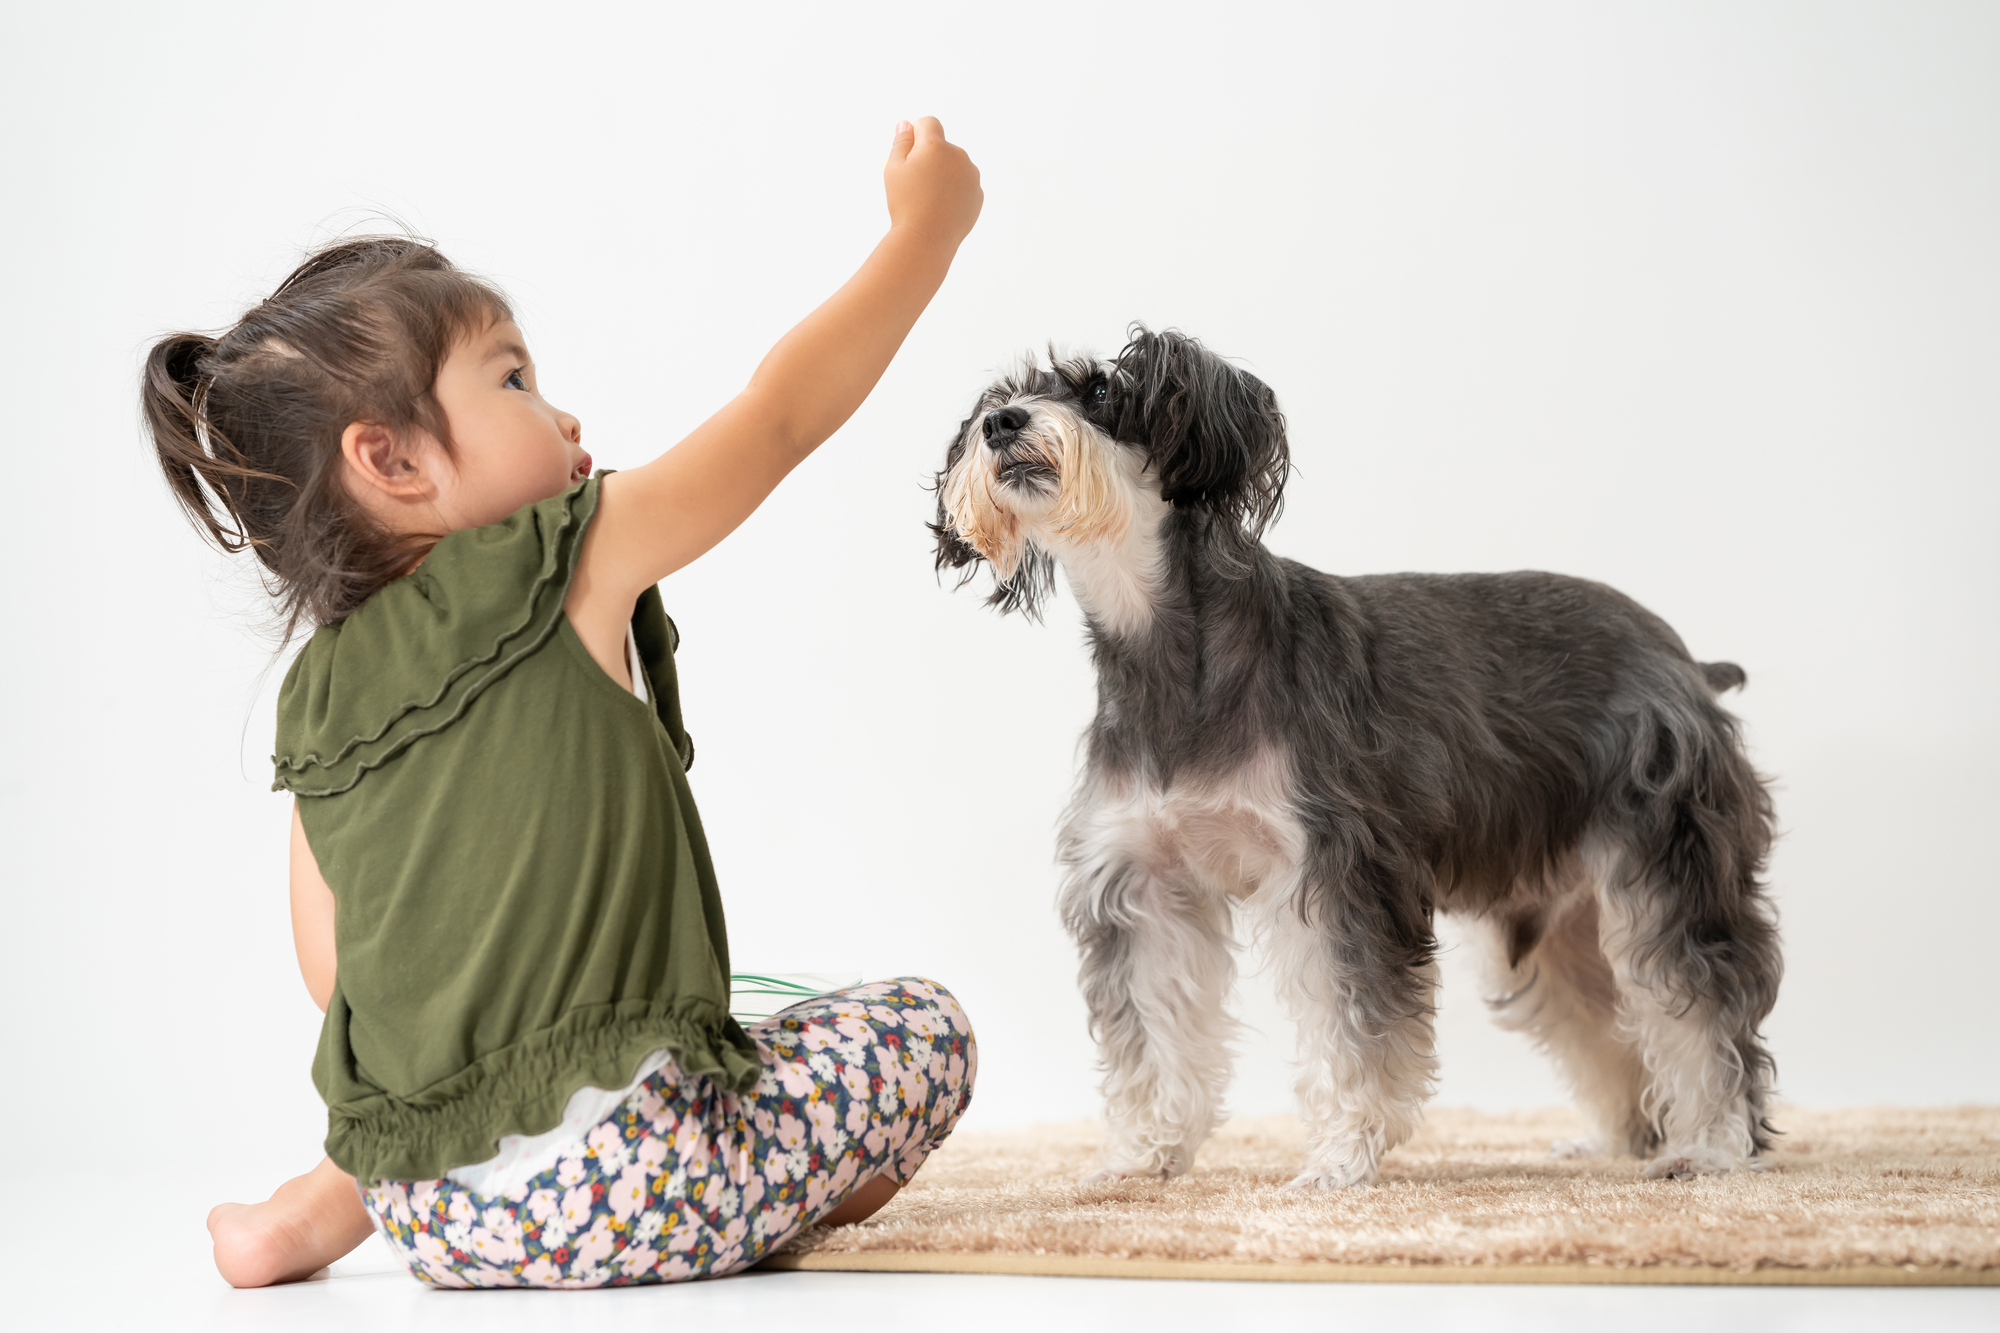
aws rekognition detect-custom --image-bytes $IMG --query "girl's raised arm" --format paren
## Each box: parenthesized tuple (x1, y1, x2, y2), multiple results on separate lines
(565, 117, 981, 655)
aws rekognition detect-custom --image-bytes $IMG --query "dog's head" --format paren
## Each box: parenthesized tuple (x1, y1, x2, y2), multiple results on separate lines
(930, 326, 1290, 617)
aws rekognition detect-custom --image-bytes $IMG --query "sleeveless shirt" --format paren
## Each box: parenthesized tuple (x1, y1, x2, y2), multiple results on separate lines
(273, 478, 760, 1182)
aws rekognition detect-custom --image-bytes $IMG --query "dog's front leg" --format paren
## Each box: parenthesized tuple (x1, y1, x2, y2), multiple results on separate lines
(1268, 873, 1439, 1189)
(1062, 856, 1236, 1182)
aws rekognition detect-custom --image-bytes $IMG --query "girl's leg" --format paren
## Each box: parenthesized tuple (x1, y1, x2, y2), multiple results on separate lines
(207, 1156, 375, 1288)
(356, 977, 976, 1288)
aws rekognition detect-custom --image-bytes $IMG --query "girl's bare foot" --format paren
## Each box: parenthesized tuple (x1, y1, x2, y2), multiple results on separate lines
(207, 1156, 376, 1287)
(819, 1172, 901, 1227)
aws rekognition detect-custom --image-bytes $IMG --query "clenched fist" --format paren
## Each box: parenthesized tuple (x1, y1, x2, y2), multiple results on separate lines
(885, 117, 983, 251)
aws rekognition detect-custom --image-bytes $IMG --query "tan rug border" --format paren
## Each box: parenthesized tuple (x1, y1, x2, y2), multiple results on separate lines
(763, 1250, 2000, 1287)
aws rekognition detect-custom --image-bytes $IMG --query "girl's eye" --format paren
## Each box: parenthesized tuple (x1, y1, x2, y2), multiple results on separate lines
(504, 369, 527, 391)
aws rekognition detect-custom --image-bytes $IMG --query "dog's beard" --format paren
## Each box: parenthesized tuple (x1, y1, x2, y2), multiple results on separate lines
(941, 405, 1132, 580)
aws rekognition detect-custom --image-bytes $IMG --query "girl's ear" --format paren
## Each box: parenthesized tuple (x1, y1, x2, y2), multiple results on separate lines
(341, 421, 438, 503)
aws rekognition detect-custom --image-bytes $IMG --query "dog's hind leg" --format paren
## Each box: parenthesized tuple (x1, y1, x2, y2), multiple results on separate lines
(1063, 855, 1237, 1181)
(1470, 891, 1654, 1158)
(1263, 868, 1439, 1189)
(1596, 709, 1782, 1178)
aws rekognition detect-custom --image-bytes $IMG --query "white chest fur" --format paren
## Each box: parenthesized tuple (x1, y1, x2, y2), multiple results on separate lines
(1062, 749, 1307, 905)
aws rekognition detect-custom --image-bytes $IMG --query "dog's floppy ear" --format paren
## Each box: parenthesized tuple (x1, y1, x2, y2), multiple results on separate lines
(1112, 325, 1290, 540)
(929, 405, 986, 575)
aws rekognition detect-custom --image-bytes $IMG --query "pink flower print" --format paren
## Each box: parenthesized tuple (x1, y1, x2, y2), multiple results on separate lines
(948, 1051, 966, 1090)
(412, 1231, 451, 1267)
(468, 1226, 525, 1266)
(637, 1086, 668, 1120)
(752, 1105, 777, 1137)
(711, 1242, 745, 1274)
(555, 1154, 587, 1187)
(905, 1008, 941, 1038)
(586, 1121, 622, 1158)
(928, 1050, 947, 1081)
(445, 1192, 477, 1228)
(608, 1165, 648, 1222)
(636, 1136, 668, 1176)
(661, 1254, 695, 1281)
(838, 1063, 871, 1101)
(804, 1169, 832, 1217)
(721, 1215, 748, 1247)
(409, 1181, 442, 1215)
(886, 1118, 912, 1154)
(864, 1123, 888, 1156)
(617, 1243, 660, 1279)
(383, 1183, 413, 1227)
(776, 1060, 815, 1098)
(845, 1099, 869, 1136)
(742, 1173, 766, 1212)
(899, 1141, 932, 1181)
(852, 982, 895, 999)
(775, 1113, 806, 1152)
(665, 1216, 702, 1254)
(827, 1153, 860, 1200)
(525, 1188, 561, 1223)
(866, 1005, 903, 1028)
(672, 1117, 711, 1176)
(587, 1123, 632, 1175)
(558, 1186, 594, 1233)
(471, 1263, 519, 1287)
(762, 1150, 789, 1187)
(750, 1200, 799, 1245)
(805, 1099, 839, 1149)
(800, 1024, 840, 1053)
(521, 1256, 561, 1284)
(833, 1014, 873, 1043)
(574, 1216, 617, 1268)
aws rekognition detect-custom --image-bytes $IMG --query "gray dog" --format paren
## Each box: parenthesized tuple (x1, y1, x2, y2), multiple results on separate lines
(931, 328, 1780, 1188)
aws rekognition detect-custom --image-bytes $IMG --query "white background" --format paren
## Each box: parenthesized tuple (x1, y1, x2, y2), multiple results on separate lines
(1, 1, 1994, 1216)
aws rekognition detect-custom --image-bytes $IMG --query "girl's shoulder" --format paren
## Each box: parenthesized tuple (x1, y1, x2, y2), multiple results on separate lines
(273, 479, 600, 798)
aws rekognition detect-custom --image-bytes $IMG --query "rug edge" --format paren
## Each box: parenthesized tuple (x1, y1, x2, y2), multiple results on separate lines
(760, 1250, 2000, 1287)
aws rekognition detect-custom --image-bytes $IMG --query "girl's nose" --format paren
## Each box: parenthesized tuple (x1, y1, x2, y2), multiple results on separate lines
(556, 409, 582, 445)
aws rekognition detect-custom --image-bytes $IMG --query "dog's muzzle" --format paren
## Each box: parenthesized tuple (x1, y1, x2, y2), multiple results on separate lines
(982, 406, 1057, 489)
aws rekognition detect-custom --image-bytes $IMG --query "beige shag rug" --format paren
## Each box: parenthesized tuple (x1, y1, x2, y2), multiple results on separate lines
(767, 1107, 2000, 1285)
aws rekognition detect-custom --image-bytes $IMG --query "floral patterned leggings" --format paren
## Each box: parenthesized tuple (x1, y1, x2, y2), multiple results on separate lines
(358, 978, 975, 1287)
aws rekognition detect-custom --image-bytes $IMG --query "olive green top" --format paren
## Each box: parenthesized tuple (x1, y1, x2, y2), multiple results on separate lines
(273, 478, 759, 1183)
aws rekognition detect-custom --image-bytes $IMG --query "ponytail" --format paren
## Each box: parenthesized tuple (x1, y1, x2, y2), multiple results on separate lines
(143, 330, 269, 554)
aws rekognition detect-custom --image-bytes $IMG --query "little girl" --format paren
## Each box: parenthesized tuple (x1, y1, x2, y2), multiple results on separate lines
(145, 119, 982, 1290)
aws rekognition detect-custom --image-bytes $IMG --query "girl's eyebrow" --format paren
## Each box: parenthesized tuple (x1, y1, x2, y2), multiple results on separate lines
(482, 338, 531, 365)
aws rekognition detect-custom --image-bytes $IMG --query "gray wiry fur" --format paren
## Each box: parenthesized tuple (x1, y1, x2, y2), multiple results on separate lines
(932, 327, 1782, 1188)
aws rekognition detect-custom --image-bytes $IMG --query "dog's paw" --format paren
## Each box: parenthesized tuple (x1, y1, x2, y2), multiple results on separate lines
(1080, 1168, 1136, 1185)
(1081, 1156, 1186, 1185)
(1549, 1136, 1610, 1160)
(1280, 1167, 1376, 1192)
(1642, 1146, 1763, 1179)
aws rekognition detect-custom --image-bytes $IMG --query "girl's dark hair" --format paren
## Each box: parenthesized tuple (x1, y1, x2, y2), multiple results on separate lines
(143, 236, 512, 639)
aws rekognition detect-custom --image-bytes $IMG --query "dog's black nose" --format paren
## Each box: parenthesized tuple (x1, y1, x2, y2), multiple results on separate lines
(983, 405, 1031, 440)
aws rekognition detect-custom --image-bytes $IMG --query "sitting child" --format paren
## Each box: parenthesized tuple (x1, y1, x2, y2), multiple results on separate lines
(142, 119, 983, 1288)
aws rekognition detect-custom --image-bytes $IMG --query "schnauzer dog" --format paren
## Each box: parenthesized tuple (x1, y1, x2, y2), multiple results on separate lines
(930, 328, 1781, 1188)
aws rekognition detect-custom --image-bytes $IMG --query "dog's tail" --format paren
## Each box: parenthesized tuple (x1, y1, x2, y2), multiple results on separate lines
(1700, 661, 1748, 693)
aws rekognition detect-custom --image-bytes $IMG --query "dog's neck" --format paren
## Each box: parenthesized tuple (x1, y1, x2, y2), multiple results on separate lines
(1042, 485, 1171, 639)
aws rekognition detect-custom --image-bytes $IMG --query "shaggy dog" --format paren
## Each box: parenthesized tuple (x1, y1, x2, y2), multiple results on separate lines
(931, 328, 1780, 1188)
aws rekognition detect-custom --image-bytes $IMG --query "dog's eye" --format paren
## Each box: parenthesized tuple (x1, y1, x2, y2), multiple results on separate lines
(1089, 378, 1109, 405)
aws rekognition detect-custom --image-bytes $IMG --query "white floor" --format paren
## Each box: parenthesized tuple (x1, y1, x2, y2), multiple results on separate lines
(9, 1230, 1996, 1333)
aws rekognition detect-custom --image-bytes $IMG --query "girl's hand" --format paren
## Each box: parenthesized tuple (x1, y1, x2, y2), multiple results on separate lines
(566, 121, 981, 679)
(885, 117, 983, 252)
